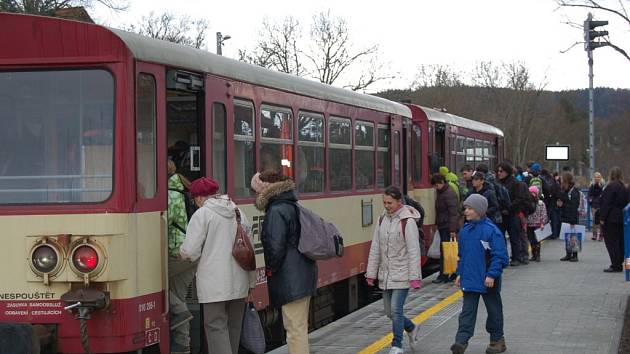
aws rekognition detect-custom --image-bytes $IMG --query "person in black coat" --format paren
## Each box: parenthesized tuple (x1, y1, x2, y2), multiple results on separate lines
(497, 162, 528, 265)
(599, 167, 629, 272)
(251, 171, 317, 353)
(557, 172, 581, 262)
(471, 171, 502, 226)
(588, 172, 605, 241)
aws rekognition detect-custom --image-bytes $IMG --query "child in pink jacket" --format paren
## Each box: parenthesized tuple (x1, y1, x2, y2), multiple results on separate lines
(526, 186, 548, 262)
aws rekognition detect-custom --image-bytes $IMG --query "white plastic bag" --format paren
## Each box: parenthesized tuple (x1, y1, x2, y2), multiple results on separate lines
(427, 230, 441, 259)
(534, 223, 552, 242)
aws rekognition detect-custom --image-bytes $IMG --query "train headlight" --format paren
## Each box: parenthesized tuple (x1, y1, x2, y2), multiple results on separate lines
(71, 245, 99, 273)
(31, 245, 59, 274)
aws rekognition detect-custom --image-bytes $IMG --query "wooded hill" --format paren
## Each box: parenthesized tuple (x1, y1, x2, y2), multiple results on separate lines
(377, 87, 630, 182)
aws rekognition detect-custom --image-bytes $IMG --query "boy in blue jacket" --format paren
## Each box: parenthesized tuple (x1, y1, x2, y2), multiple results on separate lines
(451, 194, 509, 354)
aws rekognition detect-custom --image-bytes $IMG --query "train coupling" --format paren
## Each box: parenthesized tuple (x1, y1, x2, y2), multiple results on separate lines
(61, 289, 109, 319)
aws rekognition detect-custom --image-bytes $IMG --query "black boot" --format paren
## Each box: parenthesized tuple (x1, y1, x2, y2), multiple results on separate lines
(529, 244, 537, 261)
(569, 252, 579, 262)
(535, 245, 541, 262)
(560, 252, 571, 261)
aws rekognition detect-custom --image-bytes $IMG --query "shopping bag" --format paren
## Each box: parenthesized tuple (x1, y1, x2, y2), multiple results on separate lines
(560, 223, 585, 253)
(240, 302, 266, 354)
(442, 238, 458, 274)
(427, 230, 441, 259)
(559, 223, 586, 240)
(534, 223, 552, 242)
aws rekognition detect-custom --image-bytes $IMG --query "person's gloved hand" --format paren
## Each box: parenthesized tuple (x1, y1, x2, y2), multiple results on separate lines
(409, 279, 422, 289)
(366, 278, 375, 287)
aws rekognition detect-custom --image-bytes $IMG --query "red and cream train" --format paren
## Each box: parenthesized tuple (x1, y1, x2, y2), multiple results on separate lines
(0, 13, 503, 353)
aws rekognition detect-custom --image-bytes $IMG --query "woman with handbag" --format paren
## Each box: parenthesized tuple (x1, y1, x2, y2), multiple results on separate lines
(180, 177, 256, 354)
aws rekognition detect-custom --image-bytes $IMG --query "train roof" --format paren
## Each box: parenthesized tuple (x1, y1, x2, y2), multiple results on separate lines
(419, 106, 504, 137)
(109, 28, 411, 118)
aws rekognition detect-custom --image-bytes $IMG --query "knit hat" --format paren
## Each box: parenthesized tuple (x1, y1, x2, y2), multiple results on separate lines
(531, 162, 541, 174)
(439, 166, 450, 176)
(528, 185, 539, 195)
(189, 177, 219, 197)
(463, 194, 488, 217)
(250, 172, 271, 194)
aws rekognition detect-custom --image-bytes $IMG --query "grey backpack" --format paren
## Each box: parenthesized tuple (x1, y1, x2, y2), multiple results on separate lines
(285, 202, 344, 260)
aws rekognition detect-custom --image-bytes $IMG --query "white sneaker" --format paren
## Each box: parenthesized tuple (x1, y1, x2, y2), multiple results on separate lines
(408, 325, 422, 343)
(388, 346, 404, 354)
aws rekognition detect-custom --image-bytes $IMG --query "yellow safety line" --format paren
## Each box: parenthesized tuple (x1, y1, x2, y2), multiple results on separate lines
(357, 290, 463, 354)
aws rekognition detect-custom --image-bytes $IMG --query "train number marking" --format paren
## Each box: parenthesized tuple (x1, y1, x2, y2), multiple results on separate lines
(145, 327, 160, 346)
(138, 301, 156, 313)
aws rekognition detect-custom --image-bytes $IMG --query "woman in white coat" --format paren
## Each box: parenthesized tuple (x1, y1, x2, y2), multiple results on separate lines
(366, 186, 423, 354)
(180, 177, 256, 354)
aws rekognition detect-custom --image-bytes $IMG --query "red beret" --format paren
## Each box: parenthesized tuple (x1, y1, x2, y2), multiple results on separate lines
(189, 177, 219, 197)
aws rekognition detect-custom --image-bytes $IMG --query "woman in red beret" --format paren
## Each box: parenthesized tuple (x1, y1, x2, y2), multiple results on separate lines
(180, 177, 256, 354)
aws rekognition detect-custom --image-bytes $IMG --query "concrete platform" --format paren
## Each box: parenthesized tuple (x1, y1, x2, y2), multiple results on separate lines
(267, 234, 627, 354)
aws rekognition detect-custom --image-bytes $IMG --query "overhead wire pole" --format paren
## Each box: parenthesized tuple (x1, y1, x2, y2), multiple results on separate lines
(583, 12, 608, 179)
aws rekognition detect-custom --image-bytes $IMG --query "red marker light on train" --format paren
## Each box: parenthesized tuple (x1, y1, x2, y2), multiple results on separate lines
(72, 245, 99, 273)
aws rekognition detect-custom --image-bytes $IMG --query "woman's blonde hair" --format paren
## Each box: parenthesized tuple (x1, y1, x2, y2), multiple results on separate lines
(592, 171, 604, 185)
(168, 160, 191, 189)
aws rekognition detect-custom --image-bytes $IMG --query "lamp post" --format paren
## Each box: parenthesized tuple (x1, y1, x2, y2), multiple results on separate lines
(216, 32, 231, 56)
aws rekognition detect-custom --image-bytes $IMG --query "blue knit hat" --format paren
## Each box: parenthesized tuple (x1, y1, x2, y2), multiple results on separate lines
(531, 162, 541, 174)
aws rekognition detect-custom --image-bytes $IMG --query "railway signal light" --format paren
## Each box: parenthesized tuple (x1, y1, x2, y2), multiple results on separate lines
(584, 13, 609, 51)
(72, 245, 99, 273)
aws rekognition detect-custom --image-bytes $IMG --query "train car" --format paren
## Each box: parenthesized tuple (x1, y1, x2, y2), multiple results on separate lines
(405, 104, 505, 253)
(0, 13, 415, 353)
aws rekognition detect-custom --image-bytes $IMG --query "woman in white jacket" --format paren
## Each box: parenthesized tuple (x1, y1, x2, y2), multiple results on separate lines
(180, 177, 256, 354)
(366, 186, 423, 354)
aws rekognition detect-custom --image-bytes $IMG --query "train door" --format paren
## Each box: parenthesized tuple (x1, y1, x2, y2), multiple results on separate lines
(390, 116, 403, 188)
(165, 69, 205, 182)
(401, 118, 412, 194)
(164, 69, 207, 354)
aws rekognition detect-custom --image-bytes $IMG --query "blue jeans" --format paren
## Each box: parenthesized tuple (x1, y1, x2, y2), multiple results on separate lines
(455, 282, 504, 345)
(383, 288, 415, 348)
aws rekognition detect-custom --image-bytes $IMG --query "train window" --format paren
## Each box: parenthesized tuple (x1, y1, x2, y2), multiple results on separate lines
(0, 69, 114, 204)
(355, 121, 374, 190)
(483, 141, 491, 166)
(393, 131, 401, 187)
(137, 74, 157, 199)
(475, 139, 484, 163)
(329, 117, 352, 192)
(261, 105, 294, 178)
(377, 125, 390, 188)
(213, 103, 227, 193)
(297, 111, 324, 193)
(233, 99, 256, 198)
(465, 138, 475, 163)
(456, 136, 466, 172)
(411, 125, 422, 184)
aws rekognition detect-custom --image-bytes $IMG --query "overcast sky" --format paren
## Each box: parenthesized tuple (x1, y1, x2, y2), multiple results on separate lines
(92, 0, 629, 92)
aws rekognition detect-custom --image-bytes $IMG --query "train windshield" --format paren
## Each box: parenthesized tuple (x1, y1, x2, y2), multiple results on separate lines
(0, 69, 114, 204)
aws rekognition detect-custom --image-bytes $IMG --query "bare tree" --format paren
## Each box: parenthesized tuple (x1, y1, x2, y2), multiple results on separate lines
(0, 0, 127, 15)
(240, 10, 391, 91)
(306, 10, 385, 89)
(411, 64, 465, 89)
(125, 11, 209, 49)
(239, 16, 306, 76)
(557, 0, 630, 61)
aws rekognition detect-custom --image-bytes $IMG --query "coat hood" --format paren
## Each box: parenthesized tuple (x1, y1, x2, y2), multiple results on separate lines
(383, 204, 421, 222)
(202, 195, 237, 218)
(255, 179, 296, 211)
